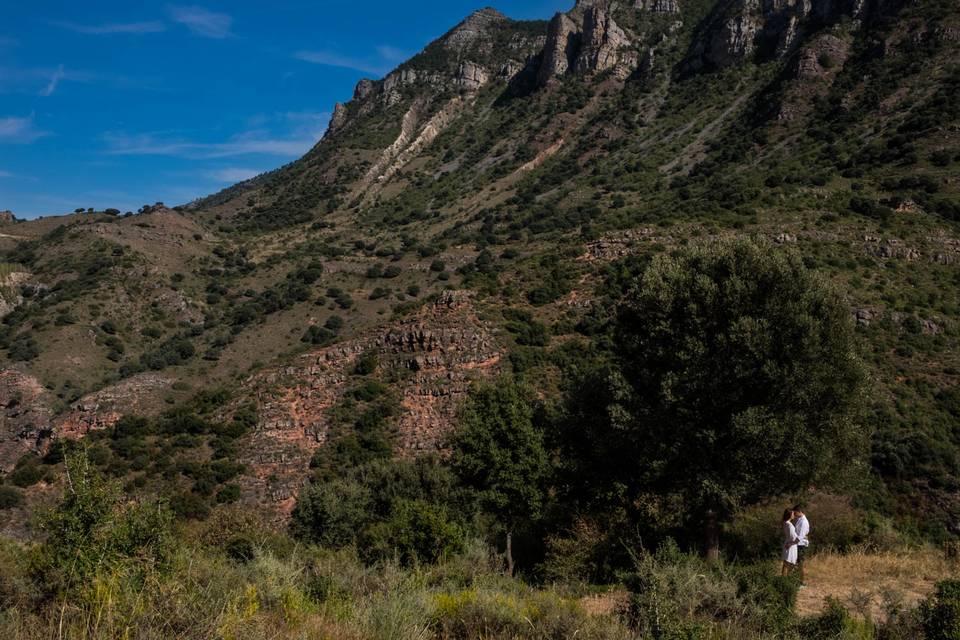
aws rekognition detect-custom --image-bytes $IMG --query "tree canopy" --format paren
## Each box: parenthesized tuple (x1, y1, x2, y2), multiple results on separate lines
(559, 238, 867, 552)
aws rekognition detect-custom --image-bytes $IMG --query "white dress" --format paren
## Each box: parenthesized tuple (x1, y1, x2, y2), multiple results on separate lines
(782, 520, 798, 564)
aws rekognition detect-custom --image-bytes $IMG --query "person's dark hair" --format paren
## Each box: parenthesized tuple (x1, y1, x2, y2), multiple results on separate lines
(782, 509, 794, 523)
(792, 504, 805, 512)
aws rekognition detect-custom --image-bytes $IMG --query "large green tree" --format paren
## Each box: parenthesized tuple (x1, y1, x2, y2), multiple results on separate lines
(570, 238, 867, 559)
(451, 376, 549, 574)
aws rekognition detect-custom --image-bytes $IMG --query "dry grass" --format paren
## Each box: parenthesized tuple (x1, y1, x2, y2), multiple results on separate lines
(795, 546, 958, 621)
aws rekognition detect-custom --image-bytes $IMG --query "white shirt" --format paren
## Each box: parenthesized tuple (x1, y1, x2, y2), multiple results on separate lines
(795, 514, 810, 547)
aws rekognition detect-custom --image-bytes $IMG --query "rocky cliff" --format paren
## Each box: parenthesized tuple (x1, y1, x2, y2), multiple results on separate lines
(233, 291, 501, 516)
(684, 0, 867, 72)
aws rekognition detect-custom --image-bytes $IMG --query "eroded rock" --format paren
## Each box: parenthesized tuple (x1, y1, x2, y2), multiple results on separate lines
(233, 291, 501, 516)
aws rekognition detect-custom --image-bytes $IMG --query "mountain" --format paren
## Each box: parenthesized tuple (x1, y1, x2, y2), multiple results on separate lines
(2, 0, 959, 533)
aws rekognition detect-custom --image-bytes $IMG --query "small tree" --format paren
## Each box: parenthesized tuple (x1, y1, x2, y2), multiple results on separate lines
(31, 449, 172, 597)
(613, 238, 866, 560)
(451, 376, 549, 574)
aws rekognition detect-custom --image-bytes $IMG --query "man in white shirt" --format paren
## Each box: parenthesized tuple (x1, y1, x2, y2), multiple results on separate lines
(793, 504, 810, 587)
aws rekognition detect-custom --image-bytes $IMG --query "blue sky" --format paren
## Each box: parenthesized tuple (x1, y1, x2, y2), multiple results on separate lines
(0, 1, 569, 219)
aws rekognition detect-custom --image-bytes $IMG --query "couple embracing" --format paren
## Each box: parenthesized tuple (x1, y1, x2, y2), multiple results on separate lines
(781, 504, 810, 586)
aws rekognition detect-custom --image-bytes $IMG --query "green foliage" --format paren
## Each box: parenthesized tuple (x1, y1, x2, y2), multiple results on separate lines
(575, 239, 866, 526)
(292, 457, 464, 565)
(7, 334, 39, 361)
(798, 598, 873, 639)
(30, 450, 173, 598)
(503, 308, 550, 347)
(921, 580, 960, 640)
(352, 351, 378, 376)
(627, 540, 800, 639)
(0, 485, 24, 510)
(451, 376, 549, 528)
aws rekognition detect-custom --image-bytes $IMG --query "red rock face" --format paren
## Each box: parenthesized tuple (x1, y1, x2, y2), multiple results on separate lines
(234, 291, 501, 518)
(0, 371, 173, 472)
(0, 370, 55, 473)
(53, 373, 173, 441)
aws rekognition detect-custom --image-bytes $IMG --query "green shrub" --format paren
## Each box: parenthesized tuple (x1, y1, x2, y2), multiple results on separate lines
(30, 451, 173, 598)
(0, 485, 24, 510)
(921, 580, 960, 640)
(10, 456, 45, 488)
(799, 598, 874, 639)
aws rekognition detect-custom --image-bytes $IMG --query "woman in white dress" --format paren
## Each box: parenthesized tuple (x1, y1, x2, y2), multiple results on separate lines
(781, 508, 799, 576)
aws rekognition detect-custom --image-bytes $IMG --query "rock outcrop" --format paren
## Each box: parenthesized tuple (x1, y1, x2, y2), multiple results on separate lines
(324, 8, 545, 137)
(53, 374, 174, 441)
(685, 0, 865, 72)
(443, 7, 510, 54)
(0, 370, 55, 473)
(574, 5, 638, 78)
(456, 61, 490, 90)
(233, 292, 501, 516)
(538, 13, 582, 85)
(537, 2, 639, 86)
(0, 270, 36, 318)
(793, 32, 850, 80)
(0, 210, 15, 223)
(636, 0, 681, 13)
(0, 371, 174, 473)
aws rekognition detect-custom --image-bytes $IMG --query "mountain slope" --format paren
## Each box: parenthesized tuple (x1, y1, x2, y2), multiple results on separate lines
(2, 0, 959, 532)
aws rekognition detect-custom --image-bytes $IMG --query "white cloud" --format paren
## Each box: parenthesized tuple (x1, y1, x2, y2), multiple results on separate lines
(102, 109, 330, 160)
(53, 20, 166, 35)
(294, 44, 407, 77)
(295, 50, 390, 76)
(0, 115, 49, 143)
(168, 5, 232, 39)
(40, 64, 65, 96)
(0, 170, 13, 178)
(0, 65, 165, 95)
(375, 45, 407, 63)
(101, 130, 317, 159)
(207, 167, 263, 182)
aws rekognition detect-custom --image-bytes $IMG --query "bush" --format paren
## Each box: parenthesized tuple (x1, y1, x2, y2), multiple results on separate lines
(30, 451, 173, 598)
(0, 485, 24, 510)
(10, 456, 45, 488)
(353, 352, 378, 376)
(921, 580, 960, 640)
(363, 499, 464, 565)
(7, 335, 39, 361)
(215, 484, 241, 504)
(799, 597, 873, 639)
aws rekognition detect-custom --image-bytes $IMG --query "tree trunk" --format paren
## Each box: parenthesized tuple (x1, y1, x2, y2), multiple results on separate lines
(704, 509, 720, 564)
(505, 530, 515, 576)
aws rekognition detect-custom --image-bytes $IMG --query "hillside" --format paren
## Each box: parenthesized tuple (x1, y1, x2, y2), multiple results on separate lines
(1, 0, 960, 538)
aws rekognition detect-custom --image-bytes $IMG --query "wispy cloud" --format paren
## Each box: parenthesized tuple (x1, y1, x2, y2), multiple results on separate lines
(206, 167, 264, 182)
(52, 20, 166, 35)
(0, 170, 13, 178)
(167, 5, 232, 38)
(0, 36, 17, 47)
(0, 114, 49, 143)
(40, 64, 65, 96)
(375, 45, 407, 63)
(101, 110, 328, 160)
(294, 51, 384, 76)
(294, 44, 407, 77)
(0, 65, 165, 95)
(102, 131, 315, 159)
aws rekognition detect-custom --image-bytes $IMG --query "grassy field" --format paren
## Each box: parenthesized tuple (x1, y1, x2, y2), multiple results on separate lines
(796, 548, 956, 621)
